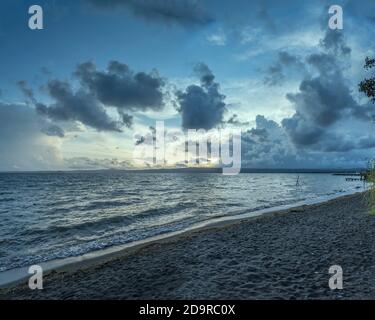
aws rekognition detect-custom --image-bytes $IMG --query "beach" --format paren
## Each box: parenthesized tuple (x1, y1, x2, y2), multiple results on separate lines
(1, 191, 375, 300)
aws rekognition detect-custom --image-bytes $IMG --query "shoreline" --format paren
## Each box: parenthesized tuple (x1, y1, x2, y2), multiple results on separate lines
(2, 190, 375, 299)
(0, 189, 364, 290)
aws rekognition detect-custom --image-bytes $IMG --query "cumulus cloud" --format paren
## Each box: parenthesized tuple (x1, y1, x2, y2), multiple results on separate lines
(75, 61, 165, 112)
(243, 24, 375, 167)
(86, 0, 214, 26)
(16, 80, 67, 138)
(176, 63, 226, 130)
(242, 115, 297, 168)
(241, 114, 375, 169)
(280, 29, 375, 152)
(36, 79, 122, 132)
(281, 60, 358, 148)
(27, 61, 166, 133)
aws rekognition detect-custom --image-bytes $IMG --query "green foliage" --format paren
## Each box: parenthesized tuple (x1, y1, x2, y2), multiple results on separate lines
(367, 168, 375, 215)
(359, 59, 375, 214)
(359, 57, 375, 104)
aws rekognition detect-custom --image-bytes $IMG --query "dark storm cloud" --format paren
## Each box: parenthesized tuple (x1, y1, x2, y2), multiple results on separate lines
(264, 51, 304, 86)
(36, 79, 122, 132)
(306, 53, 338, 75)
(320, 29, 351, 56)
(86, 0, 214, 26)
(27, 60, 167, 133)
(241, 113, 374, 168)
(296, 133, 375, 153)
(176, 63, 226, 130)
(280, 29, 374, 151)
(75, 61, 165, 112)
(286, 70, 356, 127)
(281, 61, 360, 148)
(282, 113, 323, 147)
(319, 134, 356, 152)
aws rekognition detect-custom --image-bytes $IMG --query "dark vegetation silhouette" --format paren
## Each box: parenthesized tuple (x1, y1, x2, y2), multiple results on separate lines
(359, 57, 375, 103)
(359, 57, 375, 214)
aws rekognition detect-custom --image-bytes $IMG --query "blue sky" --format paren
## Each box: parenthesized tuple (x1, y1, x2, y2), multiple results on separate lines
(1, 0, 375, 170)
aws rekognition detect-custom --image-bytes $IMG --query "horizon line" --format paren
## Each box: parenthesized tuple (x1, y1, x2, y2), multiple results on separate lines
(0, 167, 367, 174)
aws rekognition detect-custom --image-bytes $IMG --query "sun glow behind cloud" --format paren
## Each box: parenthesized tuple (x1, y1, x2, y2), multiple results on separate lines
(1, 0, 375, 170)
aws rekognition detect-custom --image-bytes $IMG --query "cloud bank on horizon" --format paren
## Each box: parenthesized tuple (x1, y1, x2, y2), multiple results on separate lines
(1, 0, 375, 170)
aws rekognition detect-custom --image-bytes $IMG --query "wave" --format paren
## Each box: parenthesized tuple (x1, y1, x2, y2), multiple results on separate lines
(20, 214, 135, 237)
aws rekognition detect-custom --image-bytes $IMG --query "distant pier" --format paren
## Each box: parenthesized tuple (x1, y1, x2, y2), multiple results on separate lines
(333, 172, 368, 181)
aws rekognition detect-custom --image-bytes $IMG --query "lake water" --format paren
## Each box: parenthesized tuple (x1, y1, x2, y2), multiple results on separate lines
(0, 171, 364, 272)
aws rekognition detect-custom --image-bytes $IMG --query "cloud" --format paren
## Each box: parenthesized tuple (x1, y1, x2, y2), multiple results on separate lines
(241, 114, 375, 169)
(283, 61, 357, 130)
(264, 51, 304, 86)
(135, 136, 146, 146)
(17, 80, 36, 103)
(244, 24, 375, 166)
(75, 61, 165, 112)
(28, 61, 166, 133)
(0, 103, 62, 171)
(207, 29, 227, 46)
(41, 124, 65, 138)
(86, 0, 214, 26)
(226, 114, 250, 127)
(280, 29, 374, 151)
(36, 79, 122, 132)
(176, 63, 226, 130)
(241, 115, 298, 168)
(119, 112, 133, 128)
(319, 29, 351, 56)
(16, 80, 66, 138)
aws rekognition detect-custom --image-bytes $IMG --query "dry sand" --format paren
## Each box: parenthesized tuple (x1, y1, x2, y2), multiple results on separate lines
(1, 191, 375, 299)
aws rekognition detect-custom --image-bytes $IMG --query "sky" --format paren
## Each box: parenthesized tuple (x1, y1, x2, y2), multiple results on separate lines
(1, 0, 375, 171)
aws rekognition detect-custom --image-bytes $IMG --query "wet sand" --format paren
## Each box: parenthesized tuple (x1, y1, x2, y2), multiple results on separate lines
(1, 191, 375, 300)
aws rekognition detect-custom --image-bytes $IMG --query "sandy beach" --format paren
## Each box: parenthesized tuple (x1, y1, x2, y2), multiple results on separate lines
(1, 191, 375, 300)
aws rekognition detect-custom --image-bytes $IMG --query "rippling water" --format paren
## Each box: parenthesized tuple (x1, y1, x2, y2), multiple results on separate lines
(0, 171, 364, 272)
